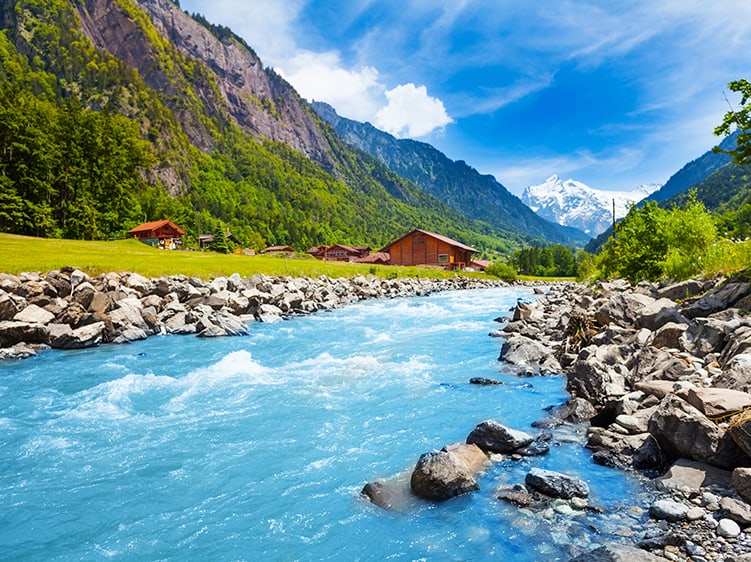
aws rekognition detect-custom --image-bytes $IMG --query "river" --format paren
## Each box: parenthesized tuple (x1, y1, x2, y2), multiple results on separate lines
(0, 286, 648, 560)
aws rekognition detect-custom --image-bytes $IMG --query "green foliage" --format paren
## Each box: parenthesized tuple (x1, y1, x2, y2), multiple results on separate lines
(510, 244, 577, 277)
(715, 79, 751, 166)
(0, 0, 524, 256)
(596, 192, 717, 282)
(484, 262, 517, 282)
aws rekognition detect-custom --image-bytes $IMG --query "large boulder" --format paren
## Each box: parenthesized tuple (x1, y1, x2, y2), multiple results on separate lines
(466, 420, 534, 454)
(0, 290, 19, 321)
(13, 304, 55, 325)
(567, 347, 629, 406)
(680, 317, 727, 358)
(0, 321, 49, 347)
(636, 298, 688, 331)
(50, 321, 105, 349)
(658, 279, 708, 302)
(728, 414, 751, 458)
(650, 322, 688, 350)
(524, 467, 589, 499)
(715, 353, 751, 393)
(498, 333, 561, 374)
(410, 444, 485, 501)
(654, 458, 733, 494)
(684, 280, 751, 319)
(685, 387, 751, 418)
(648, 395, 750, 469)
(595, 293, 655, 328)
(732, 467, 751, 503)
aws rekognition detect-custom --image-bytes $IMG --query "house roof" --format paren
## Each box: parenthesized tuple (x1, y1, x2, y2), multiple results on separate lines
(355, 252, 390, 264)
(128, 220, 185, 236)
(262, 245, 295, 253)
(381, 229, 477, 253)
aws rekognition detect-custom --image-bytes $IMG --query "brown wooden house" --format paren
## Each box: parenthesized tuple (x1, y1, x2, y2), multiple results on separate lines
(128, 220, 185, 249)
(321, 244, 371, 262)
(381, 229, 477, 269)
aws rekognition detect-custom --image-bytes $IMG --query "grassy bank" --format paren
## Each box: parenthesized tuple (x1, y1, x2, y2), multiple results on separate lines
(0, 233, 487, 280)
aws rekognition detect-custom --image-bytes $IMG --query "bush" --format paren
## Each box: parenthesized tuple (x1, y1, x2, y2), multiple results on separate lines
(485, 262, 517, 282)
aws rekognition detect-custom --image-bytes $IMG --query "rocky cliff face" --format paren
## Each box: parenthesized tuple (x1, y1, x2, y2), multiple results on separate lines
(74, 0, 336, 172)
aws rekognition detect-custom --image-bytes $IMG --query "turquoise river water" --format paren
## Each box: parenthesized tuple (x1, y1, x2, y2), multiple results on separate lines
(0, 286, 649, 561)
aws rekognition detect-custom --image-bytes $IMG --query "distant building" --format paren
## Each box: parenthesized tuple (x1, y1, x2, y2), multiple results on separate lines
(128, 220, 185, 249)
(381, 229, 477, 269)
(261, 245, 295, 254)
(321, 244, 371, 262)
(198, 230, 241, 250)
(354, 252, 391, 265)
(469, 259, 492, 271)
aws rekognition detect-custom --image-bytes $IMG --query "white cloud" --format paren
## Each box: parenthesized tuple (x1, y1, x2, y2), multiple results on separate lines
(374, 83, 453, 138)
(279, 51, 382, 123)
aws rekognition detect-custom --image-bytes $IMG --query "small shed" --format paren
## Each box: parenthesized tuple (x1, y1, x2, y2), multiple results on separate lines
(469, 259, 492, 271)
(128, 220, 185, 249)
(381, 229, 477, 269)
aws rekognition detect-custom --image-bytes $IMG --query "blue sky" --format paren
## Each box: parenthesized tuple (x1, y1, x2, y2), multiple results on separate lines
(179, 0, 751, 194)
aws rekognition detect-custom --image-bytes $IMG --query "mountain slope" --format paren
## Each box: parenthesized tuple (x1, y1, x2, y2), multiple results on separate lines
(312, 101, 589, 246)
(521, 175, 660, 236)
(0, 0, 526, 252)
(646, 131, 738, 203)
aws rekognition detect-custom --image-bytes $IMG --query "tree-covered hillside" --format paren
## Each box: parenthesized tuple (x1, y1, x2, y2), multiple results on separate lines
(0, 0, 524, 254)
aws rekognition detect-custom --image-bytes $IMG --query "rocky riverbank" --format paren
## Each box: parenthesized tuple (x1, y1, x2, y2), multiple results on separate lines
(0, 267, 505, 360)
(498, 277, 751, 561)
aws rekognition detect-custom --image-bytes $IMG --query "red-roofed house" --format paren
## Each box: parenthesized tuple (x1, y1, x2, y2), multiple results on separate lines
(128, 220, 185, 249)
(381, 229, 477, 269)
(321, 244, 371, 262)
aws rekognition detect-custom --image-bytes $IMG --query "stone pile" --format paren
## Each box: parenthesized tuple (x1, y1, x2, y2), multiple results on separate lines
(498, 276, 751, 560)
(0, 267, 504, 359)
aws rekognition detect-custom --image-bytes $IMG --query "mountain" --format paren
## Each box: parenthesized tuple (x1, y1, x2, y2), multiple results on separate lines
(521, 175, 660, 237)
(645, 131, 738, 203)
(311, 101, 589, 246)
(0, 0, 529, 253)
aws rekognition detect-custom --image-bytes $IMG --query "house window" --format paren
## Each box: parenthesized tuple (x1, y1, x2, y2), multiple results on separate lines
(438, 254, 449, 263)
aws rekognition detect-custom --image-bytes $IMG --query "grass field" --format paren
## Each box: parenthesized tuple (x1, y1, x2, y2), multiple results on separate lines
(0, 233, 488, 280)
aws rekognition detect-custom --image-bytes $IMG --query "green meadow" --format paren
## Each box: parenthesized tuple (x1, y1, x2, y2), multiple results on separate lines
(0, 233, 483, 280)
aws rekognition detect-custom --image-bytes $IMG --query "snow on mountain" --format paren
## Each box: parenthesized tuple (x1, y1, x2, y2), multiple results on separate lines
(521, 175, 661, 237)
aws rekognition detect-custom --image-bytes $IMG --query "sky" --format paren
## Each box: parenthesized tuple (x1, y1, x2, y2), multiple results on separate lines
(179, 0, 751, 195)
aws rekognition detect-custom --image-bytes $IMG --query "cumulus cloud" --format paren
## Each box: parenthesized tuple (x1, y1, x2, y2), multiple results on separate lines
(374, 84, 453, 138)
(279, 51, 382, 122)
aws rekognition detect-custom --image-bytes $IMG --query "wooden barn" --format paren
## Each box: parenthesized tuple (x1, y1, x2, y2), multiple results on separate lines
(128, 220, 185, 249)
(321, 244, 370, 262)
(381, 229, 477, 269)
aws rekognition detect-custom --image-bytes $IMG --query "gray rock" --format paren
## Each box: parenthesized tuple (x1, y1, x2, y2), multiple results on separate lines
(466, 420, 534, 454)
(658, 279, 707, 301)
(567, 351, 628, 406)
(680, 317, 726, 358)
(720, 496, 751, 525)
(410, 447, 481, 501)
(686, 387, 751, 418)
(595, 293, 655, 328)
(50, 322, 105, 349)
(524, 467, 589, 499)
(569, 544, 668, 562)
(717, 517, 742, 538)
(648, 394, 749, 469)
(732, 467, 751, 503)
(654, 459, 732, 494)
(650, 322, 688, 349)
(649, 499, 688, 522)
(498, 333, 561, 374)
(0, 290, 19, 321)
(0, 321, 49, 347)
(636, 298, 689, 331)
(14, 304, 53, 325)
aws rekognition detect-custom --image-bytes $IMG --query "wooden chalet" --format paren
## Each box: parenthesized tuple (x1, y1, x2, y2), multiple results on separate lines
(321, 244, 371, 262)
(381, 229, 477, 269)
(198, 230, 241, 250)
(261, 245, 295, 253)
(354, 252, 391, 265)
(128, 220, 185, 249)
(469, 259, 492, 271)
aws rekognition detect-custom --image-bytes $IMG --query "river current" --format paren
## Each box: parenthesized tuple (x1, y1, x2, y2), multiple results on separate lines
(0, 286, 648, 561)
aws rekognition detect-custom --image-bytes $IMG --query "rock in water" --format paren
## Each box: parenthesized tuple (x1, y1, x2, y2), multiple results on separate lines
(524, 467, 589, 499)
(466, 420, 534, 454)
(410, 447, 481, 501)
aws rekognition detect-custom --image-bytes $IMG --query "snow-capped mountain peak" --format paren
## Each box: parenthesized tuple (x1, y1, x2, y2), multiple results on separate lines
(521, 176, 661, 237)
